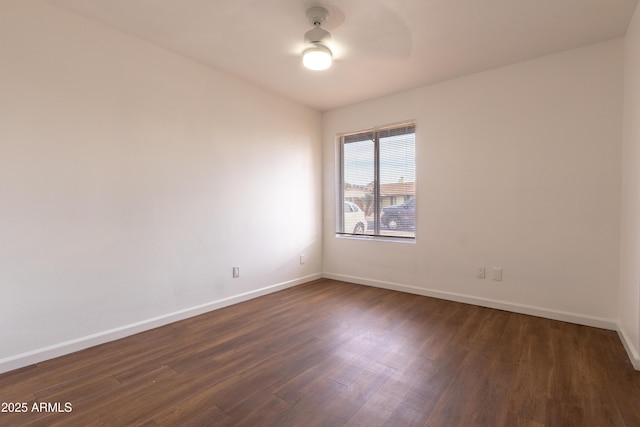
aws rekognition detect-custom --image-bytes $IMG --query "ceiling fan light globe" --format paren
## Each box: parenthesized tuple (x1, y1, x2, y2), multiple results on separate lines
(303, 45, 332, 70)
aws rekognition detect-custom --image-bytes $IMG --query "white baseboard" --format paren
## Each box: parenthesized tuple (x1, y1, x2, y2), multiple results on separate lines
(323, 273, 618, 331)
(617, 325, 640, 371)
(0, 273, 322, 375)
(4, 273, 636, 375)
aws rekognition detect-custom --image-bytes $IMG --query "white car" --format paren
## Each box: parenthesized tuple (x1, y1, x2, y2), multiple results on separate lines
(343, 201, 367, 234)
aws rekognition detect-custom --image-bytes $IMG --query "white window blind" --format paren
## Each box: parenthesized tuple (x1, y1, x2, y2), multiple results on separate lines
(338, 123, 416, 240)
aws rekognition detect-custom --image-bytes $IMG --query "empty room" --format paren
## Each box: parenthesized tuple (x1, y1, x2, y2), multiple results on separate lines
(2, 0, 640, 425)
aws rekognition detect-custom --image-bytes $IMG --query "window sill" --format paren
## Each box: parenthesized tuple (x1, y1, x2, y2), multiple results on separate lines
(335, 233, 416, 244)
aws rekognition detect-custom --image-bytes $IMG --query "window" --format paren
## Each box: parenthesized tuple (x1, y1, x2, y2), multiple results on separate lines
(337, 122, 416, 240)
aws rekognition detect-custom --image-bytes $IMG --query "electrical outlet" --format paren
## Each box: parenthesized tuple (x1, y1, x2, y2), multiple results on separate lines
(232, 267, 240, 278)
(300, 254, 305, 265)
(476, 267, 485, 279)
(492, 267, 502, 281)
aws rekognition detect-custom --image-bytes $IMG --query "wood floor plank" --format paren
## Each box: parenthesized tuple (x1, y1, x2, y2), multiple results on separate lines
(270, 378, 345, 426)
(1, 279, 639, 426)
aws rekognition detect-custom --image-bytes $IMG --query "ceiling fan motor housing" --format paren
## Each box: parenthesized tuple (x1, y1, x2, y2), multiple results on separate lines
(304, 26, 331, 44)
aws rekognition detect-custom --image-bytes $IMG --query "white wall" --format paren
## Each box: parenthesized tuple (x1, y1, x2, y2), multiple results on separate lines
(0, 1, 322, 373)
(324, 40, 624, 328)
(620, 2, 640, 369)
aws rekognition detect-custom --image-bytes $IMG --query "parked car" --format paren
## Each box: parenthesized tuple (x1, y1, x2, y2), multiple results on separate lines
(381, 199, 415, 230)
(343, 201, 367, 234)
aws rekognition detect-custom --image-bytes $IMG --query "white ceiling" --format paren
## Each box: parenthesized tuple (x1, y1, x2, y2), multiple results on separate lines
(47, 0, 639, 111)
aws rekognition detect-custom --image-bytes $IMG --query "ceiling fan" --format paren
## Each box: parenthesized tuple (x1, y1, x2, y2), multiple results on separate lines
(299, 3, 412, 72)
(302, 6, 333, 70)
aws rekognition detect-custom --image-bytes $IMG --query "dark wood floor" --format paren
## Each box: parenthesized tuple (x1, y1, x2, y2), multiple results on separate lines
(1, 279, 639, 426)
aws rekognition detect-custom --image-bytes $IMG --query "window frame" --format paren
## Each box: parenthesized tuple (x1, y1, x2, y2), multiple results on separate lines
(336, 121, 416, 242)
